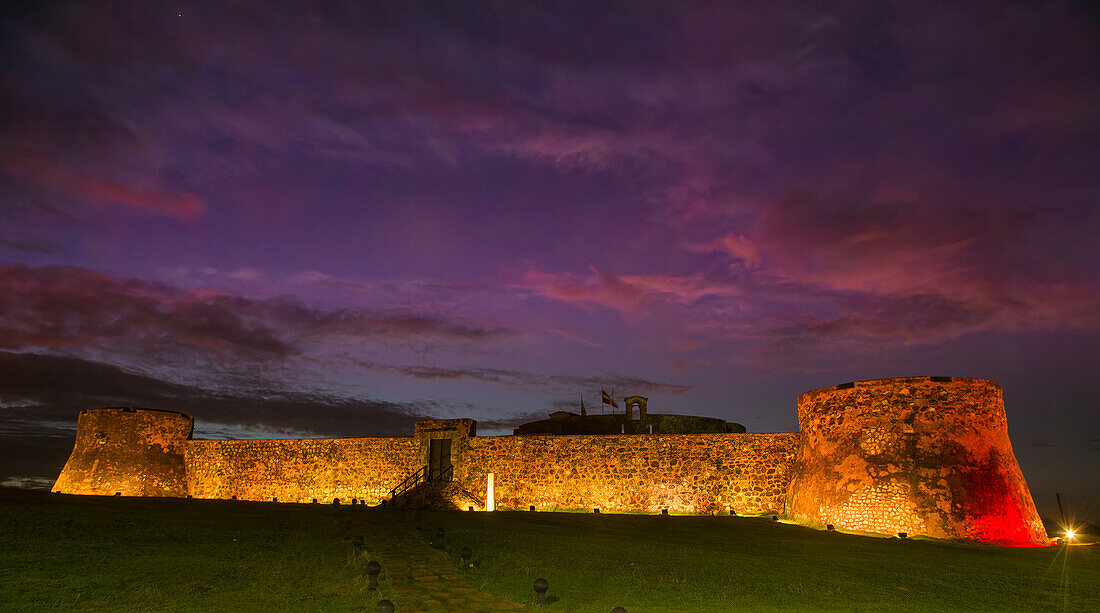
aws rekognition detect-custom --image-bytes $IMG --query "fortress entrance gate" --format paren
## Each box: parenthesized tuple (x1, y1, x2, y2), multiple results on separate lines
(428, 438, 452, 481)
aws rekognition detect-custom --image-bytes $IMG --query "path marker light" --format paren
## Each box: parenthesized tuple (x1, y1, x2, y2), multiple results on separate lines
(611, 607, 627, 613)
(375, 599, 394, 613)
(460, 547, 472, 570)
(533, 577, 548, 606)
(366, 561, 381, 590)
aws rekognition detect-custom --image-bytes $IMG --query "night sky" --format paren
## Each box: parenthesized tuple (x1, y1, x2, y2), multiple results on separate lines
(1, 2, 1097, 523)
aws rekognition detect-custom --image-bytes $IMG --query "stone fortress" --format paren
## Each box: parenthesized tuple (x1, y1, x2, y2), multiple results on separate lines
(52, 377, 1049, 546)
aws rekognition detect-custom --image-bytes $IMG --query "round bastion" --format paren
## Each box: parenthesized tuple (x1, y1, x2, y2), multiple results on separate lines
(785, 377, 1047, 545)
(52, 408, 194, 498)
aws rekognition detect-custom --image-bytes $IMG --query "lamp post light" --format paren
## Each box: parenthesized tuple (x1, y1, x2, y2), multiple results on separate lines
(375, 599, 395, 613)
(533, 578, 549, 606)
(366, 561, 381, 590)
(460, 547, 472, 570)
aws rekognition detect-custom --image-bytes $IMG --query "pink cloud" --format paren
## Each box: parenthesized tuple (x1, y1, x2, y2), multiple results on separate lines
(687, 233, 762, 268)
(0, 153, 205, 220)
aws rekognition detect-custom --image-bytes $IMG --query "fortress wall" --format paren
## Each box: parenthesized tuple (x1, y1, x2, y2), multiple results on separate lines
(53, 408, 193, 497)
(185, 437, 419, 504)
(456, 432, 798, 514)
(785, 377, 1047, 545)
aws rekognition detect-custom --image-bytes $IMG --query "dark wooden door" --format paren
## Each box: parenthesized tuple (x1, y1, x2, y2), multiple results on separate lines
(428, 438, 452, 481)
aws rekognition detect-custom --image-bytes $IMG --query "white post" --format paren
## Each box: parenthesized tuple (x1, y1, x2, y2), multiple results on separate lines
(486, 472, 495, 512)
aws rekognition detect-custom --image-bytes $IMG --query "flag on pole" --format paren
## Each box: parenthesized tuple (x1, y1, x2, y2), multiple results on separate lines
(601, 387, 618, 409)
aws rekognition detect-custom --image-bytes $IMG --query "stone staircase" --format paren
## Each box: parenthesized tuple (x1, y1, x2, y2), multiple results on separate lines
(380, 465, 453, 509)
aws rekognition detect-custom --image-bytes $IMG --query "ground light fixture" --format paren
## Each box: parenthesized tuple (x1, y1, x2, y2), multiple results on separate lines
(366, 561, 381, 590)
(611, 607, 627, 613)
(533, 577, 549, 606)
(1065, 528, 1077, 540)
(374, 600, 394, 613)
(460, 547, 472, 569)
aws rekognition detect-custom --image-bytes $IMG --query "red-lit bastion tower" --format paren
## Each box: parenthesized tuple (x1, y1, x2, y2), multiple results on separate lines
(786, 377, 1047, 546)
(52, 377, 1047, 546)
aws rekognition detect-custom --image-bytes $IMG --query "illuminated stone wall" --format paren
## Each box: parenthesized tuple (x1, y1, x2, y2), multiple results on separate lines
(785, 377, 1048, 545)
(185, 437, 419, 505)
(52, 408, 193, 497)
(456, 433, 799, 514)
(52, 376, 1048, 546)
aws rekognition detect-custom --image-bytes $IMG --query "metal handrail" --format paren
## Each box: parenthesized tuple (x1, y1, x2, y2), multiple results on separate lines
(387, 466, 425, 502)
(381, 463, 454, 507)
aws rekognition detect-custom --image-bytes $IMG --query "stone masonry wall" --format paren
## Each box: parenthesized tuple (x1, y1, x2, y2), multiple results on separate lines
(786, 377, 1047, 545)
(185, 437, 419, 505)
(454, 432, 798, 514)
(53, 408, 193, 497)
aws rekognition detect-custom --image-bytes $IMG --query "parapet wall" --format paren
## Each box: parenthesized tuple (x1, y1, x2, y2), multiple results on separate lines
(185, 437, 419, 505)
(457, 432, 798, 514)
(52, 408, 193, 497)
(786, 377, 1047, 545)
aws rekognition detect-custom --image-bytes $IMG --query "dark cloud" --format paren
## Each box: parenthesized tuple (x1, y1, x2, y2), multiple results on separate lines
(0, 234, 64, 254)
(0, 263, 517, 362)
(0, 351, 420, 437)
(354, 360, 693, 395)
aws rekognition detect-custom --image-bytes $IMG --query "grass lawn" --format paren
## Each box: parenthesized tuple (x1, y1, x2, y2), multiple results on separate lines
(1, 488, 1098, 612)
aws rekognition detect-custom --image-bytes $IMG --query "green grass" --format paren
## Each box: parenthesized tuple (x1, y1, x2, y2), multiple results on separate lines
(2, 488, 1098, 612)
(0, 489, 393, 612)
